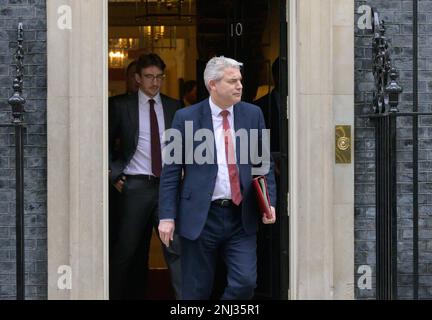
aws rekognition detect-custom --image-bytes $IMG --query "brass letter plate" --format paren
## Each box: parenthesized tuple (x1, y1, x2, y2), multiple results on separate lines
(335, 125, 351, 164)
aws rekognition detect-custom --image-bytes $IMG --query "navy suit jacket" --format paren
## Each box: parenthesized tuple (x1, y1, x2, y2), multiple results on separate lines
(159, 99, 277, 241)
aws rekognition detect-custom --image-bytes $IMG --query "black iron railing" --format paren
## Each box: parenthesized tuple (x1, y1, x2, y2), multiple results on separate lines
(0, 23, 26, 300)
(368, 8, 402, 300)
(363, 6, 428, 300)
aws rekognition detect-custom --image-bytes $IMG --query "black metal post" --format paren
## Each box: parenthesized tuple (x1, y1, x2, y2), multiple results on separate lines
(387, 68, 402, 300)
(388, 113, 398, 299)
(412, 0, 419, 300)
(7, 23, 26, 300)
(374, 110, 397, 300)
(375, 115, 382, 298)
(370, 9, 402, 300)
(14, 125, 25, 300)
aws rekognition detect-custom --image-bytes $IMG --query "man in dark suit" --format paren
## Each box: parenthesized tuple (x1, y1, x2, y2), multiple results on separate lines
(109, 53, 181, 299)
(254, 57, 280, 154)
(109, 60, 138, 252)
(158, 56, 277, 300)
(180, 80, 197, 107)
(110, 60, 140, 101)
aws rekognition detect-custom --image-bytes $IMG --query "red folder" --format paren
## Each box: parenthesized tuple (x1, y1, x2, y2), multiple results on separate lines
(252, 176, 272, 220)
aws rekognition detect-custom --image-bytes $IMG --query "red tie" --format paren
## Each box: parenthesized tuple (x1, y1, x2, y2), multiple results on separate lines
(149, 99, 162, 177)
(220, 110, 242, 205)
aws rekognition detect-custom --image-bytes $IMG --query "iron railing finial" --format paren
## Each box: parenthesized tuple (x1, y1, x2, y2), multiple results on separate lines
(8, 22, 25, 124)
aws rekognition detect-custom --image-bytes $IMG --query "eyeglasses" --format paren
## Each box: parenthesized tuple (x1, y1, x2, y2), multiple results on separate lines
(142, 74, 166, 81)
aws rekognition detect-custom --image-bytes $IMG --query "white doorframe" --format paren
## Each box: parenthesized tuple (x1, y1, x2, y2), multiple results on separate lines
(47, 0, 109, 299)
(103, 0, 109, 300)
(287, 0, 355, 299)
(288, 0, 298, 300)
(47, 0, 353, 300)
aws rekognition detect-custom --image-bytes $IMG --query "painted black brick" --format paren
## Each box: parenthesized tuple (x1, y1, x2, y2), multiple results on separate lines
(355, 0, 432, 300)
(0, 0, 47, 300)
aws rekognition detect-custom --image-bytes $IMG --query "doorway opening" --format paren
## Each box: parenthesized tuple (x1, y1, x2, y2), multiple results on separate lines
(108, 0, 288, 300)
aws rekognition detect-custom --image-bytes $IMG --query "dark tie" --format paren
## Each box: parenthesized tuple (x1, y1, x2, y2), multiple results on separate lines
(220, 110, 242, 205)
(149, 99, 162, 177)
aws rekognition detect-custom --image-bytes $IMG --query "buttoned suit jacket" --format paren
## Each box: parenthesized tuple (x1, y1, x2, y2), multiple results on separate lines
(159, 99, 277, 240)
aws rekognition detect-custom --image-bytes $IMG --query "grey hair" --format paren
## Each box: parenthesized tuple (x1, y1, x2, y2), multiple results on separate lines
(203, 56, 243, 93)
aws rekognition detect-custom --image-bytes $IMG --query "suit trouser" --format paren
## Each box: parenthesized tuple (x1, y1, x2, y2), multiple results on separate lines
(180, 203, 257, 300)
(110, 176, 181, 299)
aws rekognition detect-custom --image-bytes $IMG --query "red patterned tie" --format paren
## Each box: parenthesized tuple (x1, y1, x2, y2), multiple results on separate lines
(220, 110, 242, 205)
(149, 99, 162, 177)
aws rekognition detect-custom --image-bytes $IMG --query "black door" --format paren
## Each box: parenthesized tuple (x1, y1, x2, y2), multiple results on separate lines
(196, 0, 289, 299)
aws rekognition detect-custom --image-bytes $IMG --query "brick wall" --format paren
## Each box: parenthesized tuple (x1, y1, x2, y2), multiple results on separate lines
(355, 0, 432, 299)
(1, 0, 431, 301)
(0, 0, 47, 300)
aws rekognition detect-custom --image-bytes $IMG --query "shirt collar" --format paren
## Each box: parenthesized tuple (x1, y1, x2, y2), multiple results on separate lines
(209, 97, 234, 118)
(138, 89, 162, 106)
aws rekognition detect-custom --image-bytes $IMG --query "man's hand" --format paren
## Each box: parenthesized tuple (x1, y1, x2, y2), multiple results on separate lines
(159, 220, 175, 247)
(262, 206, 276, 224)
(113, 179, 124, 193)
(113, 175, 126, 193)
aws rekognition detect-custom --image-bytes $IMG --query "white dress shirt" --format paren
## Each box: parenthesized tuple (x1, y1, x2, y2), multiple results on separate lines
(160, 98, 237, 223)
(124, 90, 166, 176)
(209, 97, 237, 201)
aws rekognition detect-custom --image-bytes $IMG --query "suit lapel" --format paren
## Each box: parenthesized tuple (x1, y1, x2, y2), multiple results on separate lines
(233, 102, 243, 167)
(161, 94, 173, 130)
(127, 93, 139, 145)
(233, 102, 247, 190)
(199, 99, 217, 164)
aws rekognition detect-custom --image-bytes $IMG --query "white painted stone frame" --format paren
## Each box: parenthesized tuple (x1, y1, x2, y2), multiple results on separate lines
(47, 0, 109, 299)
(46, 0, 354, 300)
(289, 0, 355, 299)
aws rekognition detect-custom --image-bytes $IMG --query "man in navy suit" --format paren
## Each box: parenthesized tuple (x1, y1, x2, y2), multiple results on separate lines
(158, 56, 277, 300)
